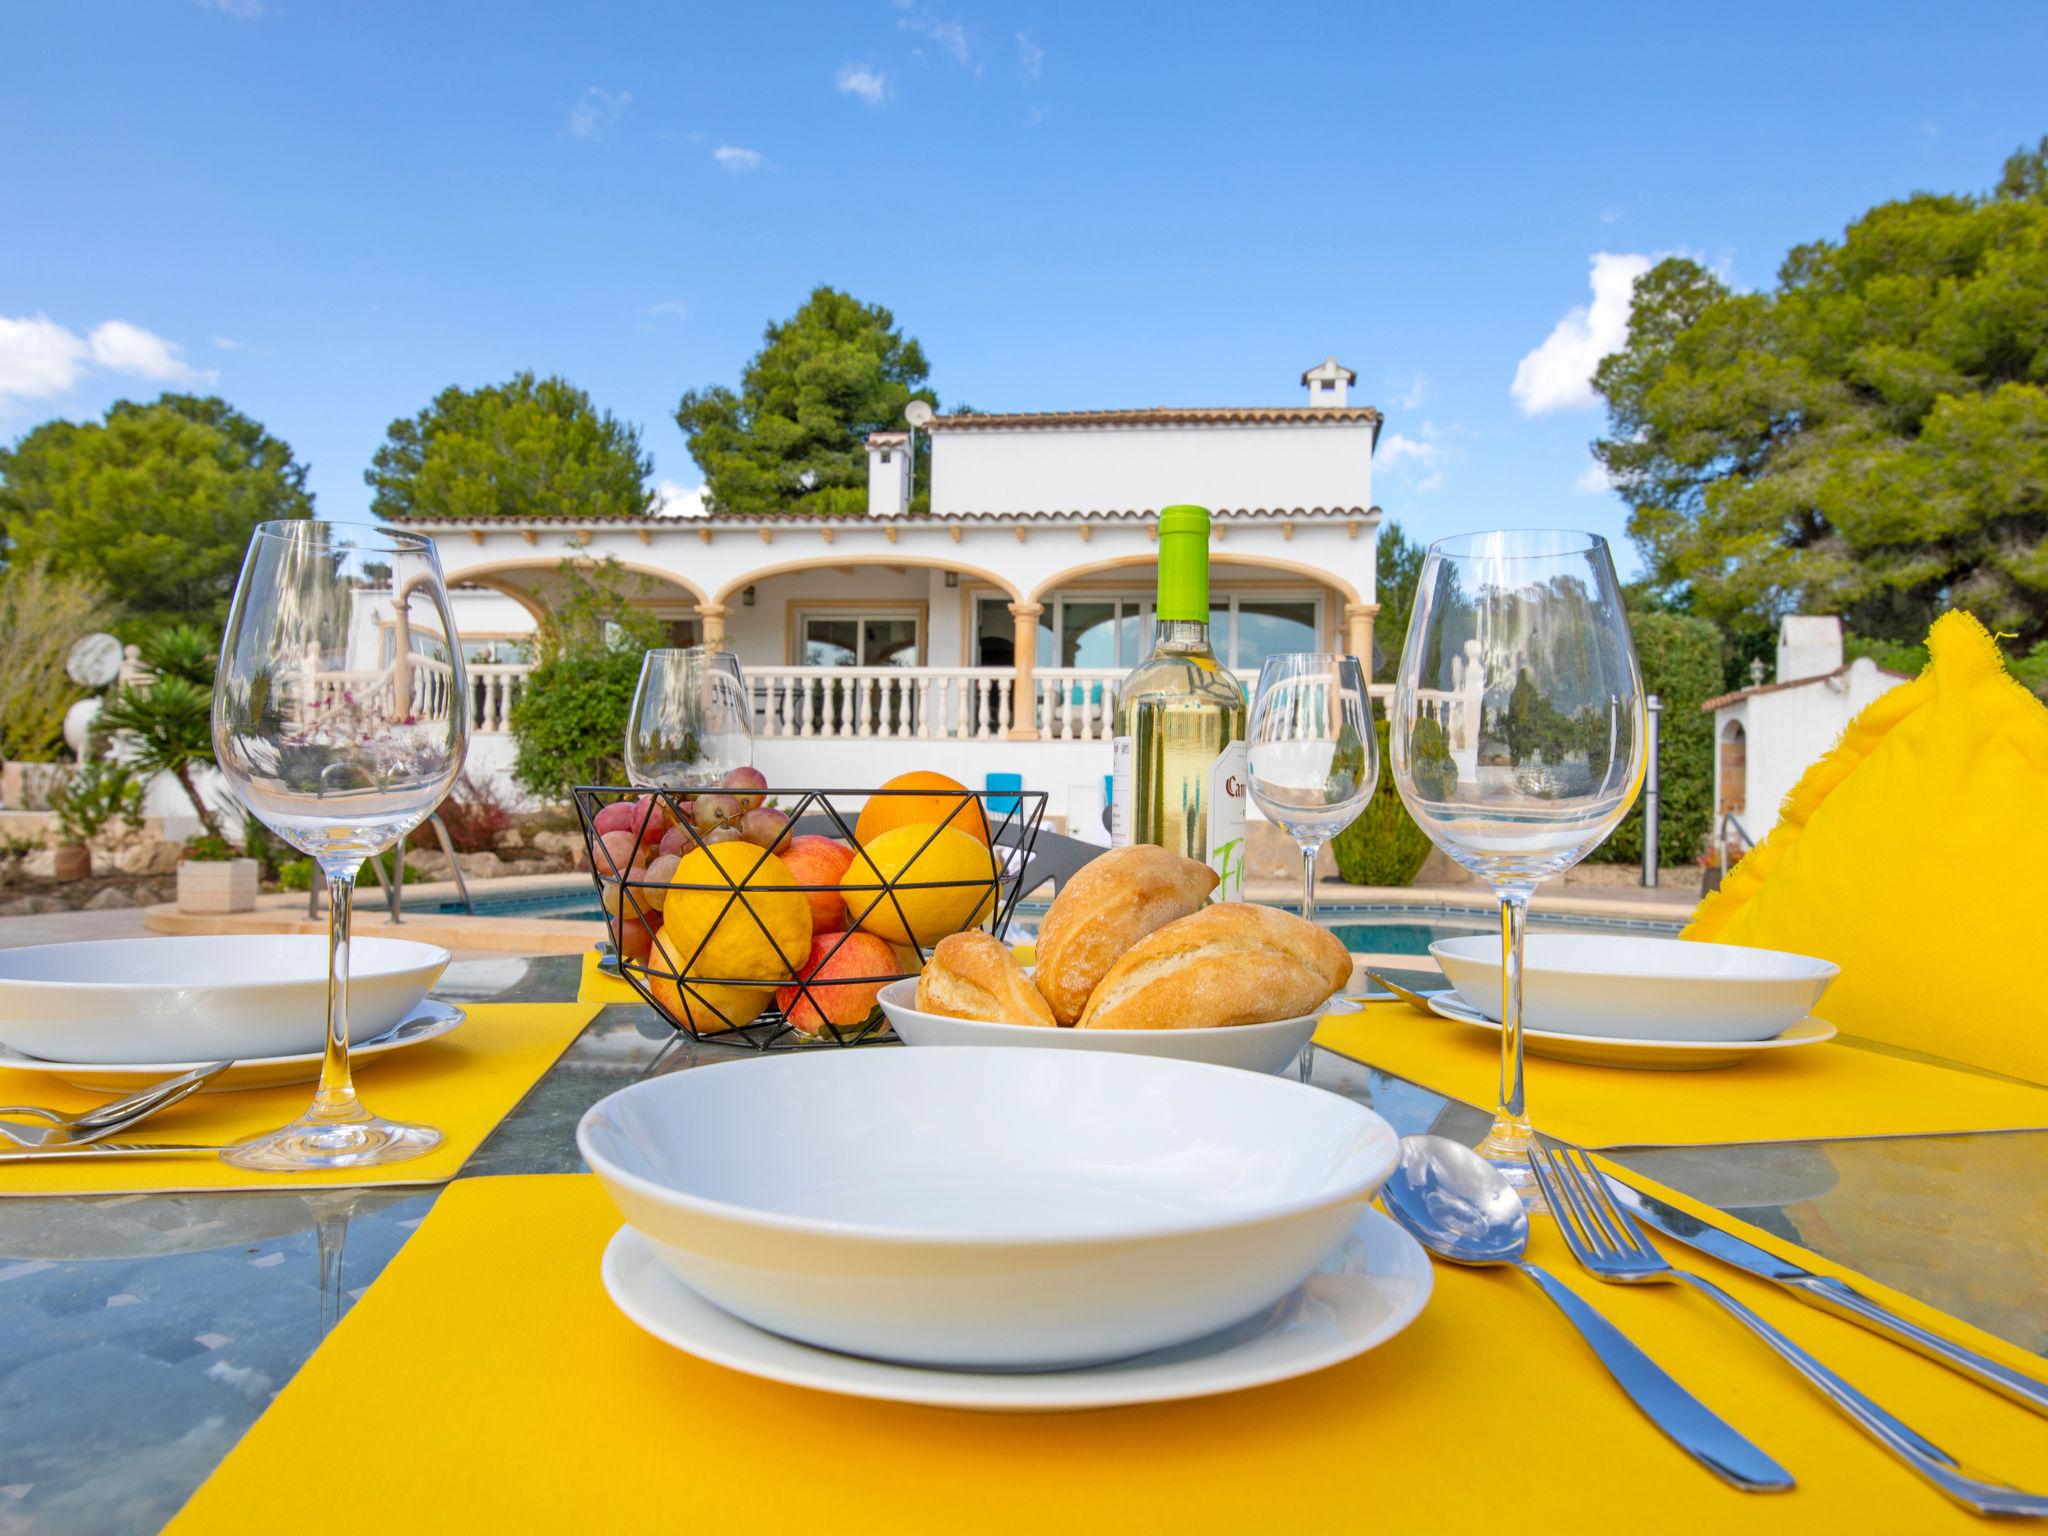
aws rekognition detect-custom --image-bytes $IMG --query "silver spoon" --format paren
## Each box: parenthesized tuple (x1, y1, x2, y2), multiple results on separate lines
(0, 1061, 232, 1148)
(1382, 1134, 1794, 1493)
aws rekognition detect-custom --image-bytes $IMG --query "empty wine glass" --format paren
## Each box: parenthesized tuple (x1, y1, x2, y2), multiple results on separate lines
(625, 647, 752, 787)
(1390, 530, 1644, 1196)
(211, 521, 467, 1170)
(1247, 653, 1377, 924)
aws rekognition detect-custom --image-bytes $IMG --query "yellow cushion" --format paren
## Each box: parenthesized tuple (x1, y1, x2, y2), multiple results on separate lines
(1684, 612, 2048, 1085)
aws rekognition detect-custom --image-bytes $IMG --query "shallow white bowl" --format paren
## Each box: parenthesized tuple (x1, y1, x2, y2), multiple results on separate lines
(0, 935, 450, 1063)
(876, 978, 1322, 1075)
(1431, 934, 1838, 1042)
(577, 1048, 1398, 1370)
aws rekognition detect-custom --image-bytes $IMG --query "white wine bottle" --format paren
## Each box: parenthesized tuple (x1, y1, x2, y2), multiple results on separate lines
(1110, 504, 1247, 899)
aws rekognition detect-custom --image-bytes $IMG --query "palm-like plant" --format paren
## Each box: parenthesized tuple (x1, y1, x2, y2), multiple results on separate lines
(95, 625, 227, 841)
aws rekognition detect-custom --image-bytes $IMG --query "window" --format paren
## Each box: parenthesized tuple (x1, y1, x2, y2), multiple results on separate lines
(975, 591, 1322, 672)
(797, 611, 922, 667)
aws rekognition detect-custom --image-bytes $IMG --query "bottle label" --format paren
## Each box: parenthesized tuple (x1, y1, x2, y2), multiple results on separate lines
(1208, 740, 1247, 900)
(1109, 736, 1133, 846)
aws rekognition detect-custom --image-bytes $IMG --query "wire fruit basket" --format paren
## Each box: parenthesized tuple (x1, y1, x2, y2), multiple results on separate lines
(573, 784, 1047, 1050)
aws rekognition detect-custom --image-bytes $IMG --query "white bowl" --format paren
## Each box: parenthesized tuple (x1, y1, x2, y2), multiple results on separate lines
(0, 935, 450, 1063)
(876, 978, 1322, 1075)
(577, 1048, 1398, 1370)
(1430, 934, 1838, 1042)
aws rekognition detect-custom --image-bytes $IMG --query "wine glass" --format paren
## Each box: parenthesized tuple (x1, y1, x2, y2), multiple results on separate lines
(625, 647, 752, 787)
(1390, 530, 1644, 1196)
(1247, 653, 1377, 924)
(211, 521, 467, 1171)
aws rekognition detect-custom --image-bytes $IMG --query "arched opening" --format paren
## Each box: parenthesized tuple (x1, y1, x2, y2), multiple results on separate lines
(1719, 720, 1747, 817)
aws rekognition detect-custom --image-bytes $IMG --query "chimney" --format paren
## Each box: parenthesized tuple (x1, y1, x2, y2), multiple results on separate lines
(865, 432, 911, 518)
(1776, 615, 1844, 684)
(1301, 356, 1356, 408)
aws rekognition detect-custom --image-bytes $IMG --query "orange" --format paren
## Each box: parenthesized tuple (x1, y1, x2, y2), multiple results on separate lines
(854, 770, 991, 847)
(842, 822, 999, 948)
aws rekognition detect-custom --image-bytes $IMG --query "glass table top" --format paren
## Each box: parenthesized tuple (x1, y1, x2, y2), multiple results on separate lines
(0, 954, 2041, 1534)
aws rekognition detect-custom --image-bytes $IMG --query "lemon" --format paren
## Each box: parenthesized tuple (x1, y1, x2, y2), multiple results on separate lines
(648, 928, 768, 1035)
(659, 842, 812, 1020)
(843, 823, 998, 948)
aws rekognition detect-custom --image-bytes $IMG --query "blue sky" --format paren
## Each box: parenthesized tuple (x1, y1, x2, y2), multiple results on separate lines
(3, 1, 2043, 575)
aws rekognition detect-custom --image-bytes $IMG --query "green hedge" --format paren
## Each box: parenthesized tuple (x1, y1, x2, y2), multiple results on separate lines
(1332, 717, 1434, 886)
(1599, 611, 1722, 867)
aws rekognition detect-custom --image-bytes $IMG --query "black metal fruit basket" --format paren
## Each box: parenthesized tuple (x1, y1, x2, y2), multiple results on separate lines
(573, 784, 1047, 1049)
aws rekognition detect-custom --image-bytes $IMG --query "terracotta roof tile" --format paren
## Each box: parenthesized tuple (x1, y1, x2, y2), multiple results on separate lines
(389, 504, 1383, 528)
(926, 405, 1382, 431)
(1701, 661, 1913, 713)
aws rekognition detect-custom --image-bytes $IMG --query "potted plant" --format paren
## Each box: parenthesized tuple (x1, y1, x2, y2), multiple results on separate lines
(48, 760, 145, 882)
(176, 832, 260, 914)
(94, 626, 230, 842)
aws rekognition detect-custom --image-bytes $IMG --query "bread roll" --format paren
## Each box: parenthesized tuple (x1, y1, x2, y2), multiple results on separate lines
(915, 931, 1057, 1028)
(1078, 902, 1352, 1030)
(1031, 845, 1219, 1025)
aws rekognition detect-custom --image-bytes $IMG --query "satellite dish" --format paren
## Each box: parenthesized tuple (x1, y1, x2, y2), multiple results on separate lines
(67, 633, 124, 688)
(904, 400, 934, 429)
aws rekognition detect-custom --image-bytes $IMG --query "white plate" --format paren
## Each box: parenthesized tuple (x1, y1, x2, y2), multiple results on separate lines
(600, 1207, 1432, 1412)
(1430, 934, 1837, 1042)
(0, 935, 450, 1063)
(0, 1001, 465, 1091)
(876, 978, 1322, 1075)
(1425, 990, 1837, 1069)
(578, 1048, 1398, 1370)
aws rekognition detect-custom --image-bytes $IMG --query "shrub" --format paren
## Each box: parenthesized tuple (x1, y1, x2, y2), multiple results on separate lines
(0, 561, 105, 762)
(1332, 718, 1434, 886)
(1598, 611, 1722, 868)
(429, 769, 516, 852)
(51, 760, 146, 846)
(182, 833, 239, 861)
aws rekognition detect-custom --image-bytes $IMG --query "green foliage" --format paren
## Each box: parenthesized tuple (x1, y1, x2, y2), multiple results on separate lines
(1844, 633, 1930, 677)
(676, 287, 938, 516)
(509, 559, 668, 800)
(1597, 612, 1723, 868)
(1593, 141, 2048, 661)
(51, 760, 146, 846)
(182, 833, 238, 861)
(0, 560, 104, 761)
(279, 858, 315, 890)
(1405, 715, 1458, 802)
(95, 626, 225, 839)
(0, 394, 313, 636)
(1372, 521, 1424, 681)
(1331, 718, 1433, 886)
(367, 372, 652, 523)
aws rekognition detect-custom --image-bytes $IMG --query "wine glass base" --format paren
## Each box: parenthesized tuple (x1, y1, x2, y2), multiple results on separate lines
(1476, 1121, 1548, 1213)
(222, 1111, 442, 1172)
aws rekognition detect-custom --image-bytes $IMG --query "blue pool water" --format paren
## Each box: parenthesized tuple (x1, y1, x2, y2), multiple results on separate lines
(428, 883, 1680, 956)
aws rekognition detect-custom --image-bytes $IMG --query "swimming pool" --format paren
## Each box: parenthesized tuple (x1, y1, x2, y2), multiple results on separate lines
(427, 884, 1681, 958)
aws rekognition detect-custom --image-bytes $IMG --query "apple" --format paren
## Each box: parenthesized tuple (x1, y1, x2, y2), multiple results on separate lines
(610, 914, 655, 964)
(721, 766, 768, 812)
(737, 807, 791, 851)
(779, 835, 856, 934)
(593, 829, 641, 877)
(776, 930, 899, 1037)
(593, 798, 667, 848)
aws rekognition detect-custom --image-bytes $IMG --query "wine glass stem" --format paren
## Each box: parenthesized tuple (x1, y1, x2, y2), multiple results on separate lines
(1478, 886, 1535, 1171)
(310, 856, 368, 1124)
(1299, 839, 1322, 924)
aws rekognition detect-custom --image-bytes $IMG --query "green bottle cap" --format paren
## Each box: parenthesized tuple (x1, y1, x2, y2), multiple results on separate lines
(1155, 504, 1211, 621)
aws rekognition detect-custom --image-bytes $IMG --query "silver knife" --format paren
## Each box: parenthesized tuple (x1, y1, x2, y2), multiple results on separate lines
(0, 1143, 227, 1162)
(1608, 1175, 2048, 1417)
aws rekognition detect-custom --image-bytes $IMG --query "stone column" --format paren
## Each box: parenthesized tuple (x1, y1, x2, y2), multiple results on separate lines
(1344, 602, 1380, 676)
(1006, 602, 1044, 740)
(699, 602, 729, 650)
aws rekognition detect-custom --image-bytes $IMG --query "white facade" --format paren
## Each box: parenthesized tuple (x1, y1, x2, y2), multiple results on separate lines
(1708, 617, 1908, 846)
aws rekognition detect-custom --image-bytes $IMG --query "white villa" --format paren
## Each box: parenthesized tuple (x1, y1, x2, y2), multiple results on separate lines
(1706, 615, 1909, 848)
(392, 358, 1387, 827)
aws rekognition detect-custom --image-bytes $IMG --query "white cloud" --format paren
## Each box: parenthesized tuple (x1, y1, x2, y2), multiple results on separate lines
(1510, 252, 1653, 415)
(567, 87, 630, 142)
(712, 145, 765, 174)
(0, 314, 214, 406)
(209, 334, 249, 351)
(897, 3, 977, 71)
(1390, 372, 1429, 411)
(195, 0, 264, 16)
(655, 480, 708, 519)
(1376, 429, 1448, 494)
(1599, 207, 1622, 225)
(836, 63, 888, 107)
(1575, 458, 1615, 495)
(643, 299, 689, 320)
(88, 320, 215, 383)
(1015, 32, 1043, 81)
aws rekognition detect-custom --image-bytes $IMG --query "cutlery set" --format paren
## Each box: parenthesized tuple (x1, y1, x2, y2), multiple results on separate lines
(0, 1060, 231, 1154)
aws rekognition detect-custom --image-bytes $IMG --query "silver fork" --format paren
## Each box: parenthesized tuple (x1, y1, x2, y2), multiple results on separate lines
(0, 1061, 231, 1149)
(1530, 1141, 2048, 1519)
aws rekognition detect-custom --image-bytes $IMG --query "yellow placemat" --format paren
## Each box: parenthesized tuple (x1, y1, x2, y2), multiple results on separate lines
(168, 1172, 2047, 1535)
(578, 948, 645, 1005)
(0, 1003, 598, 1197)
(1314, 1002, 2048, 1148)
